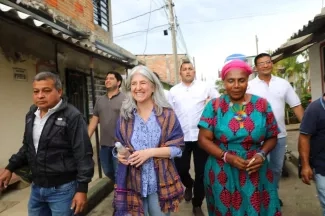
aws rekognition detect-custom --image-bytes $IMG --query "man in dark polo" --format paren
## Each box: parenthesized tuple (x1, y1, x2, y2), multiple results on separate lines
(88, 71, 125, 183)
(299, 93, 325, 215)
(0, 72, 94, 216)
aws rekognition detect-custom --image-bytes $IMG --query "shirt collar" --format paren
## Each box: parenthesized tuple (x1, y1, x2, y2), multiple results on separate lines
(108, 91, 120, 99)
(256, 74, 275, 82)
(35, 99, 63, 116)
(181, 79, 196, 88)
(133, 108, 155, 120)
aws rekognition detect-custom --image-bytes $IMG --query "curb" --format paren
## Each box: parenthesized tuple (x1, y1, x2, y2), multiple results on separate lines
(84, 178, 114, 215)
(287, 151, 299, 168)
(286, 128, 299, 132)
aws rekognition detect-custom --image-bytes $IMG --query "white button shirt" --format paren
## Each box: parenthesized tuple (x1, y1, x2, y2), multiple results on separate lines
(168, 80, 220, 142)
(33, 100, 62, 152)
(247, 75, 301, 138)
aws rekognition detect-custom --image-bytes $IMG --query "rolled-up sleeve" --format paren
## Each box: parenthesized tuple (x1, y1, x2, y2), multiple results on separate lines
(169, 146, 182, 158)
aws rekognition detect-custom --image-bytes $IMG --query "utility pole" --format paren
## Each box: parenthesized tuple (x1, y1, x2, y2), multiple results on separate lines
(255, 35, 259, 55)
(167, 0, 179, 84)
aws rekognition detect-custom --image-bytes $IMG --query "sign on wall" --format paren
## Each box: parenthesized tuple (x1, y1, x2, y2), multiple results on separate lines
(13, 67, 27, 81)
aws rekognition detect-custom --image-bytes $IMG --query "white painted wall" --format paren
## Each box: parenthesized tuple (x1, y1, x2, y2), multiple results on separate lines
(0, 51, 36, 167)
(309, 41, 324, 101)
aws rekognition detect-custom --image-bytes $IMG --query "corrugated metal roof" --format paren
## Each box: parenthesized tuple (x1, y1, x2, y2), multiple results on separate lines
(0, 2, 137, 67)
(272, 9, 325, 60)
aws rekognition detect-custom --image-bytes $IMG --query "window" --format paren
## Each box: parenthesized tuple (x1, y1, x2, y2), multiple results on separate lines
(93, 0, 109, 31)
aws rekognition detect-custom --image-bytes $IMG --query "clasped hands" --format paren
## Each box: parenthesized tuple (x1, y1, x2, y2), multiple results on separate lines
(227, 153, 264, 175)
(117, 148, 153, 167)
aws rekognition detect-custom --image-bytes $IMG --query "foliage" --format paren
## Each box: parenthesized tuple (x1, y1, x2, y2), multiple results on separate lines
(273, 56, 303, 78)
(273, 52, 310, 96)
(272, 51, 310, 124)
(300, 93, 312, 109)
(215, 79, 225, 94)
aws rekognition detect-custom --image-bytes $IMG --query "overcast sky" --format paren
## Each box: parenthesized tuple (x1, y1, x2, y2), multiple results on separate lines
(112, 0, 323, 84)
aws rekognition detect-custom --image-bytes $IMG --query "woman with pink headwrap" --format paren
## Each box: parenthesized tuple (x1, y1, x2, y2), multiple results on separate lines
(198, 60, 282, 215)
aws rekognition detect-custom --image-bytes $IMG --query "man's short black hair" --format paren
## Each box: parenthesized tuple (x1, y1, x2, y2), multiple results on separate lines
(107, 71, 123, 88)
(254, 53, 272, 66)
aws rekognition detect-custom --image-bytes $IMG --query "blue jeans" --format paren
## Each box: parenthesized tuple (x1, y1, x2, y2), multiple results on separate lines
(268, 137, 286, 189)
(143, 193, 170, 216)
(28, 181, 76, 216)
(100, 146, 117, 182)
(315, 173, 325, 216)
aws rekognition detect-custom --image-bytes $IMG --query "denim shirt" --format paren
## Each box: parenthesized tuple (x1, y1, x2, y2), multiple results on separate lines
(131, 111, 182, 197)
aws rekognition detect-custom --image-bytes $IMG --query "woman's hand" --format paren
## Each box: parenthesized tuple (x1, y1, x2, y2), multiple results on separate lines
(227, 154, 248, 170)
(128, 149, 153, 168)
(246, 154, 264, 175)
(117, 148, 130, 165)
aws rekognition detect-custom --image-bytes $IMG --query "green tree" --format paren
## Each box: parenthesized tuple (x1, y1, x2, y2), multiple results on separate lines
(272, 53, 310, 95)
(215, 79, 225, 94)
(272, 52, 310, 124)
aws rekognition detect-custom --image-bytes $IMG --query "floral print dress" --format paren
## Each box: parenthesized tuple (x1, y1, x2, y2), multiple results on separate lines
(198, 94, 282, 216)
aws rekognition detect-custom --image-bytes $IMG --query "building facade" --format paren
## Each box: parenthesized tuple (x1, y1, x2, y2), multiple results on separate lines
(0, 0, 138, 167)
(136, 54, 189, 89)
(272, 8, 325, 101)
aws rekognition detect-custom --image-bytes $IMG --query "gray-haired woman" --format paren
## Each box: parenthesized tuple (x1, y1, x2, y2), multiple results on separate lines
(113, 65, 185, 216)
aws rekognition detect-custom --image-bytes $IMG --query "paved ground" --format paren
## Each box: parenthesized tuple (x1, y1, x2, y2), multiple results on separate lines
(0, 128, 317, 216)
(88, 131, 322, 216)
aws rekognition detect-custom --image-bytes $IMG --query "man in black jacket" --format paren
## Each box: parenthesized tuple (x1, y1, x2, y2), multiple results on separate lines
(0, 72, 94, 216)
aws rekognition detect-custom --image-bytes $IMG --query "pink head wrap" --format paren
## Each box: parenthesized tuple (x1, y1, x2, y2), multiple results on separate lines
(221, 59, 252, 80)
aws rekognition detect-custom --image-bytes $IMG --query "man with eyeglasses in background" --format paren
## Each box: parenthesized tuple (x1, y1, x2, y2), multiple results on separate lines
(246, 53, 304, 207)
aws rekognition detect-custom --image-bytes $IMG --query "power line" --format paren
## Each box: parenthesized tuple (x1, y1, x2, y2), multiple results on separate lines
(176, 40, 186, 54)
(114, 28, 165, 41)
(156, 0, 169, 18)
(180, 10, 304, 25)
(153, 0, 168, 17)
(177, 27, 189, 55)
(114, 24, 169, 38)
(113, 5, 166, 26)
(173, 8, 191, 60)
(175, 17, 188, 55)
(143, 0, 153, 54)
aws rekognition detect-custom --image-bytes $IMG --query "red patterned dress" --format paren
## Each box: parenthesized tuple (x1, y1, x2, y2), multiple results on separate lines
(198, 94, 282, 216)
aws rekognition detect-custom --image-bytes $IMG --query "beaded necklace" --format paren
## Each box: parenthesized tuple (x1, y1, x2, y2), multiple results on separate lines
(229, 100, 247, 128)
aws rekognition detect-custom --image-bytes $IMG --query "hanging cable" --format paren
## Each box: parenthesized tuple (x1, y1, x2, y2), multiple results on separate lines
(114, 24, 169, 38)
(143, 0, 153, 54)
(114, 28, 165, 41)
(113, 5, 166, 26)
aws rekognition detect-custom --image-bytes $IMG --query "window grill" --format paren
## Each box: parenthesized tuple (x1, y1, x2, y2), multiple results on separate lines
(93, 0, 109, 31)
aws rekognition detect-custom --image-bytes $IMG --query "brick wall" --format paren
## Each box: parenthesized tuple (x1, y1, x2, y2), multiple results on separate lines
(18, 0, 112, 44)
(137, 54, 188, 86)
(45, 0, 95, 31)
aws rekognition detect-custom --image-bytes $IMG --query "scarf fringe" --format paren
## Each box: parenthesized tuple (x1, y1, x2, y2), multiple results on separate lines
(160, 196, 184, 213)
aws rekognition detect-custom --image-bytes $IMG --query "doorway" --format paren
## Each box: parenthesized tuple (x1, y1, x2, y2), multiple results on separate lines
(65, 69, 89, 123)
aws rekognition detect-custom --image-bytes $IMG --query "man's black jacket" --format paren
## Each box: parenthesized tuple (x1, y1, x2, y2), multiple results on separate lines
(6, 99, 94, 193)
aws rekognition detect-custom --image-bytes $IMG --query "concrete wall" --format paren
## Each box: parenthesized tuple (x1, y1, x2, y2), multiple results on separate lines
(0, 50, 35, 167)
(309, 40, 324, 101)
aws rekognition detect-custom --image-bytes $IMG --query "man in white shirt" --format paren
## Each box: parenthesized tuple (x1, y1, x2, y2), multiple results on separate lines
(168, 60, 220, 216)
(247, 53, 304, 206)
